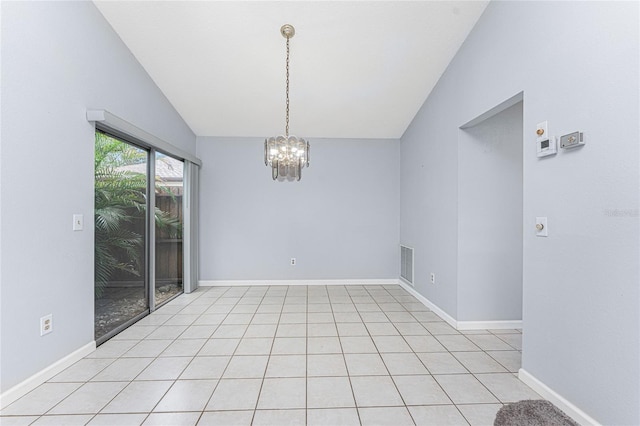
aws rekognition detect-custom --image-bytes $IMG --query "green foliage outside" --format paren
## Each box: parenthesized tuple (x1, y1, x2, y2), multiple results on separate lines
(94, 131, 180, 298)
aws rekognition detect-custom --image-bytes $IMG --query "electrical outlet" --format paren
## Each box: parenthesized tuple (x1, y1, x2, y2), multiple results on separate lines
(290, 258, 296, 266)
(430, 273, 436, 284)
(40, 314, 53, 336)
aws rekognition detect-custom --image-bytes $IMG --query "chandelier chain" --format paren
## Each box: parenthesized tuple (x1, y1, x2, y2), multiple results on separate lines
(285, 36, 290, 138)
(265, 24, 308, 182)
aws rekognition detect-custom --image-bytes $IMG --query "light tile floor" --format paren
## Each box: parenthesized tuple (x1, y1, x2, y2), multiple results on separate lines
(0, 285, 540, 425)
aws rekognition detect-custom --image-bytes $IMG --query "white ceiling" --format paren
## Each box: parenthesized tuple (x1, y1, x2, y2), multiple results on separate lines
(94, 1, 489, 139)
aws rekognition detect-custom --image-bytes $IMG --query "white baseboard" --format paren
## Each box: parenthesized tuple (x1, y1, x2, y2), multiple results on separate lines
(396, 280, 457, 328)
(396, 281, 521, 331)
(199, 279, 400, 287)
(518, 368, 600, 426)
(0, 341, 96, 410)
(456, 320, 522, 330)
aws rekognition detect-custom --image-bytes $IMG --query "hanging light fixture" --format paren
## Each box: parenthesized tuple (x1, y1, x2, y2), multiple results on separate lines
(264, 24, 310, 181)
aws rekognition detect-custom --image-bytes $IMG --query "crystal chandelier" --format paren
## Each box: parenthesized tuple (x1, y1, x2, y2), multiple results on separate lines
(264, 24, 310, 181)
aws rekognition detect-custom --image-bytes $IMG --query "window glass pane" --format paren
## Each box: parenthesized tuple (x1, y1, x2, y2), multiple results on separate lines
(94, 131, 148, 341)
(154, 152, 184, 305)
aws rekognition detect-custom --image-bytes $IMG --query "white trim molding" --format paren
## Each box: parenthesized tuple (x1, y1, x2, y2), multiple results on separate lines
(456, 320, 522, 330)
(199, 279, 399, 287)
(0, 341, 96, 409)
(518, 368, 600, 426)
(396, 280, 458, 327)
(396, 281, 521, 331)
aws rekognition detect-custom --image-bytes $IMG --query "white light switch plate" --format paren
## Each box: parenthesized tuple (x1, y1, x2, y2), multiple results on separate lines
(73, 214, 83, 231)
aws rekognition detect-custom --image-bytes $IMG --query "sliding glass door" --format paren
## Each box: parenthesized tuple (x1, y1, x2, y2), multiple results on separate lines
(94, 132, 188, 343)
(94, 131, 149, 342)
(154, 153, 184, 306)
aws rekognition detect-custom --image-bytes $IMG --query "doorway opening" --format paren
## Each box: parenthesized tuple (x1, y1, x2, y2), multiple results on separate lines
(457, 95, 524, 322)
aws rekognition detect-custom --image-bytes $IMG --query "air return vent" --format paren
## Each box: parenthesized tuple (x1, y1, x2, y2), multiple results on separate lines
(400, 245, 414, 286)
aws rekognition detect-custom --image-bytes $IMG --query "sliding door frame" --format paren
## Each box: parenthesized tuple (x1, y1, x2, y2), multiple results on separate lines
(94, 130, 152, 345)
(183, 161, 199, 294)
(91, 111, 201, 343)
(148, 149, 157, 313)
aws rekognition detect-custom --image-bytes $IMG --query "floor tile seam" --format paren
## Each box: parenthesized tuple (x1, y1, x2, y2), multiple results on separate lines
(358, 290, 418, 412)
(432, 335, 483, 352)
(471, 372, 522, 404)
(483, 350, 522, 373)
(212, 407, 309, 412)
(426, 372, 486, 410)
(450, 351, 511, 374)
(305, 294, 309, 426)
(44, 379, 129, 419)
(401, 403, 421, 426)
(247, 286, 290, 424)
(83, 412, 101, 425)
(493, 333, 522, 351)
(169, 298, 235, 342)
(441, 371, 505, 405)
(480, 347, 519, 352)
(47, 357, 120, 385)
(369, 291, 419, 338)
(197, 293, 258, 413)
(346, 379, 363, 426)
(194, 294, 249, 353)
(417, 316, 456, 325)
(146, 372, 496, 380)
(354, 402, 413, 408)
(193, 410, 207, 425)
(341, 285, 367, 426)
(89, 373, 195, 383)
(374, 326, 430, 366)
(383, 357, 445, 415)
(472, 370, 538, 397)
(120, 350, 180, 382)
(451, 401, 475, 425)
(382, 289, 475, 410)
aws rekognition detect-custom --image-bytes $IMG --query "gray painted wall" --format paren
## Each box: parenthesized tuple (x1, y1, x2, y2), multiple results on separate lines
(401, 1, 638, 424)
(458, 102, 523, 321)
(0, 2, 195, 392)
(197, 137, 400, 281)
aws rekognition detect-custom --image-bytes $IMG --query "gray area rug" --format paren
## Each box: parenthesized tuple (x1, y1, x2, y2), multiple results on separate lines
(494, 400, 579, 426)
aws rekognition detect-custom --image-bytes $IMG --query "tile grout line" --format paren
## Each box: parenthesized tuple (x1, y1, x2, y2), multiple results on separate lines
(320, 285, 357, 421)
(180, 286, 239, 421)
(250, 285, 286, 424)
(345, 285, 368, 426)
(147, 286, 237, 420)
(364, 285, 417, 426)
(134, 286, 231, 424)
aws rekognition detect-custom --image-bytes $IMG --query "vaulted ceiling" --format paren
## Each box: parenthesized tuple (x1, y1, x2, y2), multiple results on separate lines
(94, 1, 489, 139)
